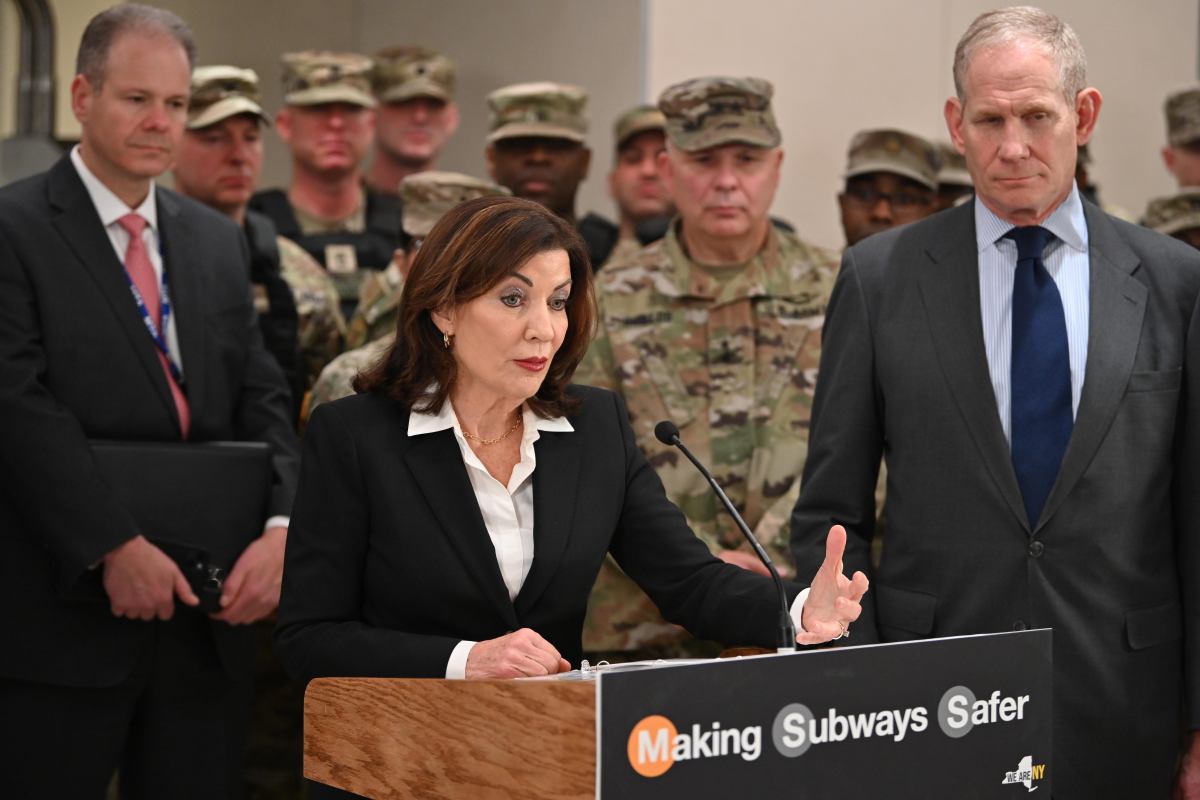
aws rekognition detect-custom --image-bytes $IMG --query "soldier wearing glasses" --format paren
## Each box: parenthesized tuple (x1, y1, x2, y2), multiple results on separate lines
(837, 128, 941, 247)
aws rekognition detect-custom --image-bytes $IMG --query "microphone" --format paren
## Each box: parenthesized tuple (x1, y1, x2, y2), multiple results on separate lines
(654, 420, 797, 652)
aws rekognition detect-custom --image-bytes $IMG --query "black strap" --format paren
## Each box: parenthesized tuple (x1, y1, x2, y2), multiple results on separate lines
(577, 213, 620, 271)
(248, 189, 302, 240)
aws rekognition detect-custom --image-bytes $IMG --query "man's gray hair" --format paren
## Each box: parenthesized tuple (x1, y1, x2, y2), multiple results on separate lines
(953, 6, 1087, 105)
(76, 4, 195, 88)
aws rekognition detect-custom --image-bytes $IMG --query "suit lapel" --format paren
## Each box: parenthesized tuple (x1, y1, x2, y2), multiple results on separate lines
(403, 429, 518, 626)
(1037, 204, 1146, 531)
(515, 427, 582, 615)
(156, 189, 205, 426)
(917, 204, 1029, 529)
(47, 159, 178, 421)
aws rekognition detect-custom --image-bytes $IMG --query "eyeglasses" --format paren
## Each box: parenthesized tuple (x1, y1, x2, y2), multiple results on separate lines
(844, 186, 933, 212)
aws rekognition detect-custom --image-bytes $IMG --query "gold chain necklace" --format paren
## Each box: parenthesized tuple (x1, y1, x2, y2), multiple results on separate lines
(461, 413, 522, 446)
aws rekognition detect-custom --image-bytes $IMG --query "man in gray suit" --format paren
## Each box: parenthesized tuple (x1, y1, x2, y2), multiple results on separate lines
(790, 7, 1200, 798)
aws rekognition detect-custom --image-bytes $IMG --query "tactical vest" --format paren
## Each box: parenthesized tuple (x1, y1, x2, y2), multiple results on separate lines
(243, 210, 302, 421)
(577, 213, 620, 271)
(248, 188, 401, 275)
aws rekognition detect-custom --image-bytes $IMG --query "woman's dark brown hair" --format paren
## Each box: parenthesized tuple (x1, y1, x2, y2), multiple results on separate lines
(355, 196, 595, 417)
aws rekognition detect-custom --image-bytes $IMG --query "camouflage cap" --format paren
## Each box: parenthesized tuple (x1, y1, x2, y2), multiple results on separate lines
(614, 104, 666, 149)
(188, 66, 269, 130)
(936, 141, 973, 187)
(844, 128, 940, 190)
(281, 51, 376, 108)
(372, 46, 456, 104)
(486, 82, 588, 144)
(657, 77, 780, 152)
(398, 171, 511, 238)
(1166, 86, 1200, 147)
(1142, 191, 1200, 235)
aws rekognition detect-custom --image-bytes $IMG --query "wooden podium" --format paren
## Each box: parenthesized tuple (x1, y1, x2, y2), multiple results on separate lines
(305, 632, 1053, 799)
(304, 678, 596, 799)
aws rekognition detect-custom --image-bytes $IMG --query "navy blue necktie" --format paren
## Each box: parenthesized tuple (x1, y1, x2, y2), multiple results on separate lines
(1007, 225, 1072, 528)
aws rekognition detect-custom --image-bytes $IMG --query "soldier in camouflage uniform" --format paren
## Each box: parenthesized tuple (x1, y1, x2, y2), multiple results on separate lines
(837, 128, 940, 247)
(366, 46, 460, 196)
(597, 105, 675, 269)
(1143, 190, 1200, 249)
(934, 141, 973, 211)
(575, 77, 839, 660)
(1163, 86, 1200, 189)
(173, 65, 345, 424)
(249, 51, 403, 320)
(310, 172, 510, 416)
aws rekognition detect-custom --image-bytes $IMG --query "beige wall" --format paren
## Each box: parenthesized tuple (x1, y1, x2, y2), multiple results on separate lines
(0, 0, 111, 140)
(47, 0, 111, 140)
(648, 0, 1199, 249)
(0, 2, 15, 136)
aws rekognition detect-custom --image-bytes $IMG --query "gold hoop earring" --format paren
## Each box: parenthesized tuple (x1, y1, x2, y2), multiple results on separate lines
(442, 332, 453, 349)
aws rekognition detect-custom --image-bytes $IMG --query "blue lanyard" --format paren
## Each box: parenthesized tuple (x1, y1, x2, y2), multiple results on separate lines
(121, 237, 185, 386)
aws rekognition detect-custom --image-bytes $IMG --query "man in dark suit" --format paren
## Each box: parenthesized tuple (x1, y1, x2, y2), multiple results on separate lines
(0, 6, 299, 798)
(790, 7, 1200, 799)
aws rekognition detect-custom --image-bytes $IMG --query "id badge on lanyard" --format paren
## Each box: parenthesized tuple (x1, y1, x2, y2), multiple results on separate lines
(121, 239, 185, 386)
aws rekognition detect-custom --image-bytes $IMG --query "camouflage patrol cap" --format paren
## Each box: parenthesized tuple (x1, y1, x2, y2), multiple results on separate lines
(657, 77, 780, 152)
(372, 46, 456, 104)
(614, 105, 666, 149)
(844, 128, 940, 190)
(1165, 86, 1200, 147)
(486, 82, 588, 144)
(281, 51, 376, 108)
(936, 141, 973, 188)
(1142, 191, 1200, 235)
(398, 171, 511, 238)
(187, 66, 269, 130)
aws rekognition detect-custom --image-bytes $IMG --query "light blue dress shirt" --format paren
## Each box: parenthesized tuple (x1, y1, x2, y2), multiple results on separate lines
(975, 184, 1090, 444)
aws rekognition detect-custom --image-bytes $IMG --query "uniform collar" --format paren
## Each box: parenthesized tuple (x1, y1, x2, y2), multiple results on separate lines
(663, 218, 782, 302)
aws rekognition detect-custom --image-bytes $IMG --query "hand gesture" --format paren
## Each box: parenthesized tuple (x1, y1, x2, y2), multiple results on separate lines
(797, 525, 869, 645)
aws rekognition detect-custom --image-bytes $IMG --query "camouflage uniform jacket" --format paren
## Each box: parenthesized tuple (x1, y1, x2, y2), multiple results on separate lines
(277, 235, 346, 391)
(345, 262, 404, 350)
(307, 336, 390, 420)
(575, 221, 837, 651)
(599, 236, 643, 272)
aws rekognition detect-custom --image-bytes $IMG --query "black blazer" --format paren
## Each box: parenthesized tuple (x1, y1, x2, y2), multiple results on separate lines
(790, 199, 1200, 798)
(0, 156, 300, 687)
(276, 385, 798, 680)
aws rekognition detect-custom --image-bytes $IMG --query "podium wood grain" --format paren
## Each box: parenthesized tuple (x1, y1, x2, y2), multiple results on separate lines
(305, 678, 596, 799)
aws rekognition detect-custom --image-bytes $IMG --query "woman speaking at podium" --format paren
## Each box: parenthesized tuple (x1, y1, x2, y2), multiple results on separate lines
(276, 196, 865, 682)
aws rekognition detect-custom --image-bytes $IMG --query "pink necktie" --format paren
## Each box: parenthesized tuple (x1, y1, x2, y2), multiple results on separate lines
(118, 213, 191, 439)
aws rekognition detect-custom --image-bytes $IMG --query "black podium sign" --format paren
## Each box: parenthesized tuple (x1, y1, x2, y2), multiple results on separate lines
(597, 630, 1052, 799)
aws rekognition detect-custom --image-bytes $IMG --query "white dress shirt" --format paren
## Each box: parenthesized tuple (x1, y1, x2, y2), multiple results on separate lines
(70, 146, 182, 371)
(975, 184, 1090, 443)
(407, 398, 812, 679)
